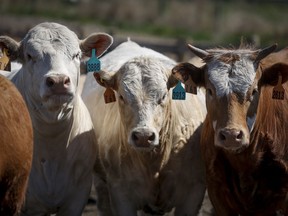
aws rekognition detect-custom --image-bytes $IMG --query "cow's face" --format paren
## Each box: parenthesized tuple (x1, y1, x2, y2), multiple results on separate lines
(94, 57, 177, 150)
(172, 44, 278, 153)
(0, 22, 113, 122)
(20, 26, 81, 112)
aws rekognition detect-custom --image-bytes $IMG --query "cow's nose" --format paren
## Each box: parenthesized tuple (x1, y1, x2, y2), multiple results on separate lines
(219, 128, 244, 142)
(130, 129, 157, 148)
(46, 75, 70, 90)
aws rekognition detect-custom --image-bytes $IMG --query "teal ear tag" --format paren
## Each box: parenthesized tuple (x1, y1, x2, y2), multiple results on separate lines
(86, 48, 101, 73)
(172, 81, 186, 100)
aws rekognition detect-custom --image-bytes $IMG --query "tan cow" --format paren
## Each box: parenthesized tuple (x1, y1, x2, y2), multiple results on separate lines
(82, 40, 208, 216)
(172, 44, 288, 215)
(0, 22, 113, 215)
(0, 75, 33, 215)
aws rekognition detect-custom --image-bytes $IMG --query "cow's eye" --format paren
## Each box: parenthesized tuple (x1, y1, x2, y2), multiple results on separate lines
(119, 94, 125, 103)
(73, 52, 81, 60)
(27, 54, 33, 61)
(158, 93, 168, 105)
(249, 88, 258, 101)
(207, 88, 213, 97)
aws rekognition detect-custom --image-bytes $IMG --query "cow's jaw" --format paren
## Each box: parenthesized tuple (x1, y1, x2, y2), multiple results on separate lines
(42, 94, 74, 111)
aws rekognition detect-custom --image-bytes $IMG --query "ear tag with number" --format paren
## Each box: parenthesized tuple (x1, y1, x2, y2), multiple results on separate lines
(272, 73, 285, 100)
(0, 48, 11, 71)
(172, 81, 186, 100)
(104, 87, 116, 103)
(86, 48, 101, 73)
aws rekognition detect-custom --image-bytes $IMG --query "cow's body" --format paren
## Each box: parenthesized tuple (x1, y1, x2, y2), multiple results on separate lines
(0, 22, 113, 215)
(0, 75, 33, 216)
(82, 40, 207, 216)
(172, 45, 288, 215)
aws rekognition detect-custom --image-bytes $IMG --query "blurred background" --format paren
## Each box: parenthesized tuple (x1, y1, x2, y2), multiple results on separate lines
(1, 0, 288, 61)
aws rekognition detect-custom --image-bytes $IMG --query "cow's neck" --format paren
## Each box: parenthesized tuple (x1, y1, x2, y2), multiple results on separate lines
(29, 97, 75, 138)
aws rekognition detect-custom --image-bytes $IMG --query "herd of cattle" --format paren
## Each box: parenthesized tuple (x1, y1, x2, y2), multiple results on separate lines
(0, 22, 287, 216)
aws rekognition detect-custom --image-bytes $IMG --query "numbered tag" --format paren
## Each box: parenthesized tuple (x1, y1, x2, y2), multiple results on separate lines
(0, 48, 11, 71)
(272, 73, 285, 100)
(104, 88, 116, 103)
(172, 81, 186, 100)
(86, 48, 100, 73)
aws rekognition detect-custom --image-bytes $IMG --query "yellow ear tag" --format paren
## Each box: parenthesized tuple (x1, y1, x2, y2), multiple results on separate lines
(272, 73, 285, 100)
(104, 88, 116, 103)
(0, 48, 11, 71)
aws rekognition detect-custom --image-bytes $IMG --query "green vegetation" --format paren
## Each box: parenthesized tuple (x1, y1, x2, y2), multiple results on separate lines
(1, 0, 288, 47)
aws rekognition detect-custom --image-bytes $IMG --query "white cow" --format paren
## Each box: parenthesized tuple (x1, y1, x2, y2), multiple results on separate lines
(82, 40, 208, 216)
(0, 22, 113, 215)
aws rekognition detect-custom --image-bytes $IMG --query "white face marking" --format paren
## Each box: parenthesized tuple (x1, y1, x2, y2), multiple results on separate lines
(117, 57, 172, 148)
(212, 120, 217, 131)
(207, 52, 256, 98)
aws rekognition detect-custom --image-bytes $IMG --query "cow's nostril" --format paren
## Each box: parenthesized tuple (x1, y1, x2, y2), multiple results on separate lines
(148, 133, 156, 142)
(132, 132, 139, 141)
(64, 77, 70, 85)
(236, 130, 243, 140)
(46, 77, 55, 87)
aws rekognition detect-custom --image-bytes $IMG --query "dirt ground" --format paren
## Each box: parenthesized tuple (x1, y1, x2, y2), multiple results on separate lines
(82, 186, 98, 216)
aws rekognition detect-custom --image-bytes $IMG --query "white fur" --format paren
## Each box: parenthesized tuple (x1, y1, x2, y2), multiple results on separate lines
(207, 52, 256, 98)
(0, 23, 110, 215)
(82, 40, 209, 216)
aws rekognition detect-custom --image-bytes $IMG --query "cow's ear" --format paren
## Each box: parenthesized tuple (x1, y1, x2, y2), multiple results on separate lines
(80, 33, 113, 58)
(172, 62, 205, 87)
(93, 70, 117, 90)
(0, 36, 20, 61)
(259, 63, 288, 86)
(253, 44, 277, 66)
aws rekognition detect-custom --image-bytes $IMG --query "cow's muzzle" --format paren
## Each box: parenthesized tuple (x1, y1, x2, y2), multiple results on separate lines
(45, 75, 71, 94)
(129, 127, 159, 149)
(215, 128, 249, 153)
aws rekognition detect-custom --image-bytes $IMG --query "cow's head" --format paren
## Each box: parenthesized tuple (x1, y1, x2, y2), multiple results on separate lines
(172, 44, 288, 153)
(94, 57, 178, 150)
(0, 22, 113, 122)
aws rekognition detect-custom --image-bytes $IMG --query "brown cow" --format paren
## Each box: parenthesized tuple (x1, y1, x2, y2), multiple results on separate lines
(172, 44, 288, 216)
(0, 75, 33, 215)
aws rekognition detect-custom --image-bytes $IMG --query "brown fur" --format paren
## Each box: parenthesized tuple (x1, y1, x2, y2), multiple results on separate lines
(0, 75, 33, 216)
(202, 51, 288, 216)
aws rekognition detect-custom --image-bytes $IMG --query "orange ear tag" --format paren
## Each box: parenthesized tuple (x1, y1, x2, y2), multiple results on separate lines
(0, 48, 11, 71)
(272, 73, 285, 100)
(104, 88, 116, 103)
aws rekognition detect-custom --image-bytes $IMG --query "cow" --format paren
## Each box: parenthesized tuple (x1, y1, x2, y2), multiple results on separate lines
(81, 40, 208, 216)
(172, 44, 288, 215)
(0, 22, 113, 215)
(0, 75, 33, 216)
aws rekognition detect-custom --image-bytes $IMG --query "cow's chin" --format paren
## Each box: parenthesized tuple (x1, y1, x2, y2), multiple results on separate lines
(42, 94, 74, 112)
(215, 142, 249, 154)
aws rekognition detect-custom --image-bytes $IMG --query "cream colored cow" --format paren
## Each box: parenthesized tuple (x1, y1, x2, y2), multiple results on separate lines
(0, 22, 113, 216)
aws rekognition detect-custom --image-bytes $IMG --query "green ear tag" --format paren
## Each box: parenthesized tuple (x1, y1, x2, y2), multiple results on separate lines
(86, 48, 101, 73)
(172, 81, 186, 100)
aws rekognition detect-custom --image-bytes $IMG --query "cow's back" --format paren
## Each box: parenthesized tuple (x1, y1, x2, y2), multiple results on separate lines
(0, 75, 33, 215)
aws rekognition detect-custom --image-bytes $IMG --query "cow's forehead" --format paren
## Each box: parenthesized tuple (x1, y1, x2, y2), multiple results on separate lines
(22, 23, 80, 58)
(206, 51, 256, 97)
(118, 57, 169, 102)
